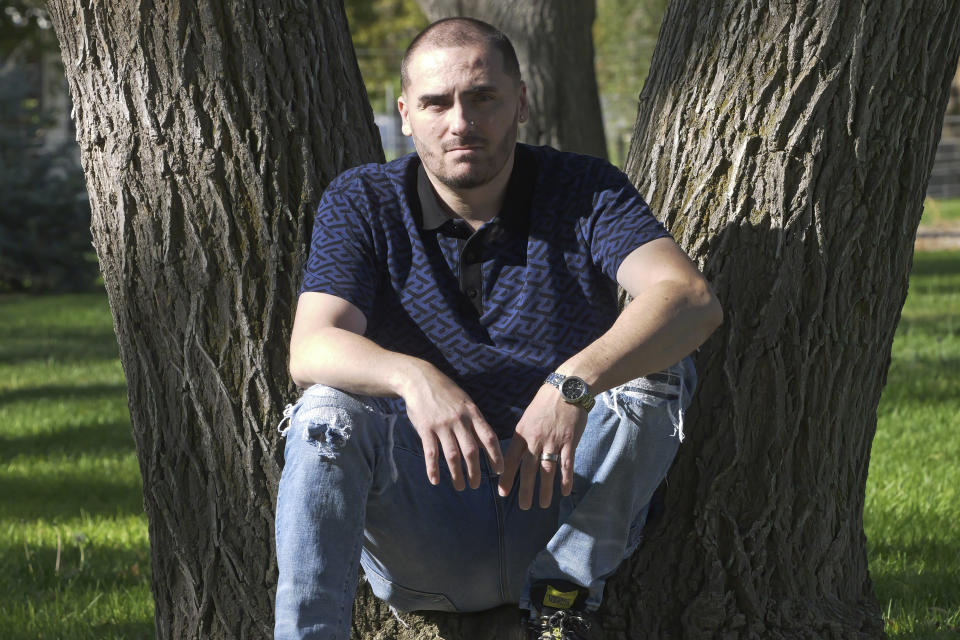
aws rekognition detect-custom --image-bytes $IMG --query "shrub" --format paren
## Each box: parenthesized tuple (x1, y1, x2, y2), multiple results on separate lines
(0, 64, 97, 292)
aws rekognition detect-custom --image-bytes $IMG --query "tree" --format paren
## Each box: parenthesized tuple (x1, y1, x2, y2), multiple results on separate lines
(45, 1, 382, 636)
(616, 1, 960, 637)
(415, 0, 608, 159)
(46, 0, 960, 638)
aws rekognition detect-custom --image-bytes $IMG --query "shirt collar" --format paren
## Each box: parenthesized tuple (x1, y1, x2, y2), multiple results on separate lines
(417, 164, 450, 230)
(416, 144, 535, 233)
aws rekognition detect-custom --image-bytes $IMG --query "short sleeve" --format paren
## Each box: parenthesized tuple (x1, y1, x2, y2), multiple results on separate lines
(582, 165, 671, 281)
(300, 173, 379, 320)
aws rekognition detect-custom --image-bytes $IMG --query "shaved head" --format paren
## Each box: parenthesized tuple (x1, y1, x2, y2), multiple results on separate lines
(401, 17, 521, 91)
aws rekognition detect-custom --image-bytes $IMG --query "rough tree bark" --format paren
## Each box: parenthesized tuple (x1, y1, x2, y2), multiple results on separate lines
(415, 0, 608, 159)
(611, 1, 960, 638)
(45, 1, 382, 637)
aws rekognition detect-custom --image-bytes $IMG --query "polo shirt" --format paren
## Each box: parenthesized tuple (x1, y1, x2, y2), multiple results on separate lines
(301, 143, 669, 438)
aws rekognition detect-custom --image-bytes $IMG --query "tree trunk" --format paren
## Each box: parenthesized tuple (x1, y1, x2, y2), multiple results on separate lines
(45, 1, 382, 637)
(613, 1, 960, 638)
(415, 0, 608, 159)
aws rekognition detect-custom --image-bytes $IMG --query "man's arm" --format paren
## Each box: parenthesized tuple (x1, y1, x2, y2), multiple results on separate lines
(289, 292, 504, 490)
(497, 237, 723, 509)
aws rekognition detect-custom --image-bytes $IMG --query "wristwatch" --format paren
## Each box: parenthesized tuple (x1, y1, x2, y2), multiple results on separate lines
(544, 373, 596, 411)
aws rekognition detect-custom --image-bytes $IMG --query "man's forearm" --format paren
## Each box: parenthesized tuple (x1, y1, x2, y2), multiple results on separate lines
(556, 278, 722, 393)
(289, 322, 506, 488)
(289, 327, 432, 397)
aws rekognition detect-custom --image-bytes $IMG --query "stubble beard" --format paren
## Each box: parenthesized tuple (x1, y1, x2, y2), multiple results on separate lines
(416, 120, 519, 190)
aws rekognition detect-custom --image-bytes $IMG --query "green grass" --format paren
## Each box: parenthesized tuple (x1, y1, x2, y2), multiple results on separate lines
(922, 197, 960, 226)
(0, 294, 153, 639)
(865, 251, 960, 638)
(1, 253, 957, 638)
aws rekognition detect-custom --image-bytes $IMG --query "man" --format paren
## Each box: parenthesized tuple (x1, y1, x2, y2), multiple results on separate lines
(275, 16, 722, 640)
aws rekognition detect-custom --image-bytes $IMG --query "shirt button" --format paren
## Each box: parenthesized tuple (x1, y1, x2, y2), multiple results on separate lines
(466, 288, 479, 299)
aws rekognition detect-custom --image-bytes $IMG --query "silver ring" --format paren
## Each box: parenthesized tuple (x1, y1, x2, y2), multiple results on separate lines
(539, 452, 559, 463)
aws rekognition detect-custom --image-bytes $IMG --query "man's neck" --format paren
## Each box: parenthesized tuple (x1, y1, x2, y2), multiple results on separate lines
(424, 154, 515, 231)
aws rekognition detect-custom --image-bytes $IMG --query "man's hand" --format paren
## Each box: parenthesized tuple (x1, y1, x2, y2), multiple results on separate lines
(497, 384, 588, 509)
(401, 364, 504, 491)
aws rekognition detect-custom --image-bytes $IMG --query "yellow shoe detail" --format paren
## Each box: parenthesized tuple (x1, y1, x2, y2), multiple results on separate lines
(542, 586, 578, 609)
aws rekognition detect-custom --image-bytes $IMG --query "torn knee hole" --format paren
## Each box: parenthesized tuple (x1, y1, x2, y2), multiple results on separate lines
(299, 406, 353, 459)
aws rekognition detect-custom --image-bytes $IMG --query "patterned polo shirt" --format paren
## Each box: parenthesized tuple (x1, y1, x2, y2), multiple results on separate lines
(302, 143, 669, 438)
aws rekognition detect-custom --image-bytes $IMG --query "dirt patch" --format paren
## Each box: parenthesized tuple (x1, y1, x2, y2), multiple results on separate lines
(916, 223, 960, 251)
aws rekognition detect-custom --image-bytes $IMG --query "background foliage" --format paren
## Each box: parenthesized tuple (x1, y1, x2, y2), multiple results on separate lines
(0, 0, 94, 292)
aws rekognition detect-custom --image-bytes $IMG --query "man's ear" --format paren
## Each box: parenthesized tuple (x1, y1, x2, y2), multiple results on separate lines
(518, 81, 529, 124)
(398, 95, 413, 136)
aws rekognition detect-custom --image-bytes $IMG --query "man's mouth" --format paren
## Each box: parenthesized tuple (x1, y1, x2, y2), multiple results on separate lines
(443, 138, 485, 152)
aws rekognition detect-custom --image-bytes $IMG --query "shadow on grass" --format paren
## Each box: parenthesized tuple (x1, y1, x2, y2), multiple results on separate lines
(0, 470, 144, 520)
(881, 355, 960, 404)
(0, 326, 120, 365)
(896, 314, 960, 336)
(3, 622, 155, 640)
(0, 538, 151, 592)
(870, 538, 960, 639)
(0, 418, 135, 464)
(0, 538, 154, 640)
(0, 382, 127, 407)
(910, 251, 960, 278)
(90, 621, 155, 640)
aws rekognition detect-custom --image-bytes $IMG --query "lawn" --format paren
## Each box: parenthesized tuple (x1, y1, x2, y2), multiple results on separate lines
(865, 251, 960, 638)
(0, 252, 957, 639)
(0, 295, 153, 639)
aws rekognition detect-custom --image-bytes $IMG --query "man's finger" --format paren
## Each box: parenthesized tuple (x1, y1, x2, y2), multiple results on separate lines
(497, 436, 526, 497)
(452, 422, 482, 490)
(518, 450, 539, 510)
(436, 429, 465, 491)
(471, 411, 503, 476)
(421, 432, 441, 486)
(538, 451, 557, 508)
(560, 441, 575, 496)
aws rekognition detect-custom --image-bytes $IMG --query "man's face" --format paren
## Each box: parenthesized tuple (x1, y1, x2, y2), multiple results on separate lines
(398, 44, 527, 190)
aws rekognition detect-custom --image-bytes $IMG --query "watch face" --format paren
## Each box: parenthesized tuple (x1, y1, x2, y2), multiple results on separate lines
(560, 377, 587, 401)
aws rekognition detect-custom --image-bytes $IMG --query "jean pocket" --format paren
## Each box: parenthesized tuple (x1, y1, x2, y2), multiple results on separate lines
(362, 565, 458, 612)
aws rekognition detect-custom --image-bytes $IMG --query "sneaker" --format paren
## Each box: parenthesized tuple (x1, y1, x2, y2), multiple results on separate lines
(522, 580, 599, 640)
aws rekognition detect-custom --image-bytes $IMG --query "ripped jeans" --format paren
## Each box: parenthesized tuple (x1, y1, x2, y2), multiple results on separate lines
(274, 357, 695, 640)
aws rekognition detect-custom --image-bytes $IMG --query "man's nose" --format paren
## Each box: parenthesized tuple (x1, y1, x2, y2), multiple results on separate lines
(448, 100, 475, 136)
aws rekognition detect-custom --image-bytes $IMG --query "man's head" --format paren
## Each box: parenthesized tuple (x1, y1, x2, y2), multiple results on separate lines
(398, 18, 528, 191)
(400, 17, 521, 92)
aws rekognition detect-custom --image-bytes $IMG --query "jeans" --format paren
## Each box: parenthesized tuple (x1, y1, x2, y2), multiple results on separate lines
(274, 357, 695, 640)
